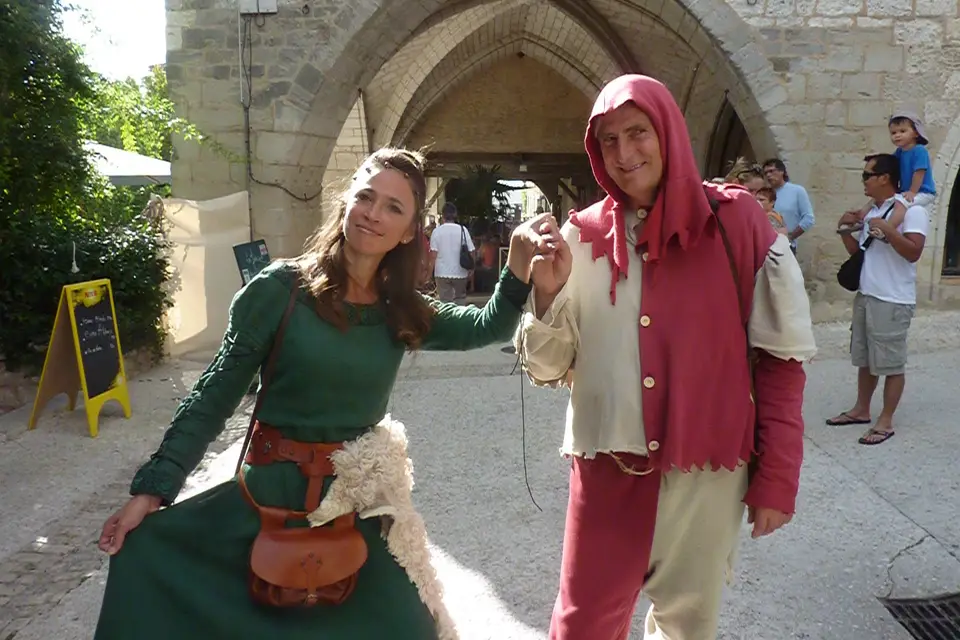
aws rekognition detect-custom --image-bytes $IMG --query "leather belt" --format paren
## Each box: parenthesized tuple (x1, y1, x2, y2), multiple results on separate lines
(245, 422, 345, 512)
(609, 452, 655, 476)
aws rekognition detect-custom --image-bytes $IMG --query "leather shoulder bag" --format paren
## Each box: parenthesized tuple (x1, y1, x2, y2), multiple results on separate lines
(707, 190, 767, 480)
(459, 224, 476, 270)
(836, 201, 895, 292)
(235, 275, 368, 608)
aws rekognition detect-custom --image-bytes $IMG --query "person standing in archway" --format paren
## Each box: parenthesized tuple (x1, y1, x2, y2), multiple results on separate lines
(430, 202, 476, 303)
(762, 157, 815, 254)
(515, 74, 817, 640)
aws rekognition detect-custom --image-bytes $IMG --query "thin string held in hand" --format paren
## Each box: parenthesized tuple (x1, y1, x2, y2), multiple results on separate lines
(511, 339, 542, 513)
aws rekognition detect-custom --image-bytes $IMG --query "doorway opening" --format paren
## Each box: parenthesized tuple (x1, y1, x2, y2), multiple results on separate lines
(942, 172, 960, 276)
(705, 95, 755, 180)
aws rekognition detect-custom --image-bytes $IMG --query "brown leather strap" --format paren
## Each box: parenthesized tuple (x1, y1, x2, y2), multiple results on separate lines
(707, 191, 758, 397)
(707, 195, 745, 329)
(247, 424, 340, 470)
(235, 274, 302, 476)
(237, 467, 356, 530)
(246, 424, 343, 512)
(237, 468, 306, 528)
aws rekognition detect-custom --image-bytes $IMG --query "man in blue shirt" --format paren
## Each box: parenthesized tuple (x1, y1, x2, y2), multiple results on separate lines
(763, 159, 815, 253)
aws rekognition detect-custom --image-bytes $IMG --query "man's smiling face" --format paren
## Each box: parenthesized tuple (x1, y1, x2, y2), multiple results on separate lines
(596, 102, 663, 210)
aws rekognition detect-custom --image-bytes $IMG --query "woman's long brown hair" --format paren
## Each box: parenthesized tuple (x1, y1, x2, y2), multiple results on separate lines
(295, 147, 435, 349)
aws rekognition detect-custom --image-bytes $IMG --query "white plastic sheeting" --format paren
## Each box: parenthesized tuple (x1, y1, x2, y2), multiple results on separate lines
(160, 191, 252, 361)
(85, 142, 171, 186)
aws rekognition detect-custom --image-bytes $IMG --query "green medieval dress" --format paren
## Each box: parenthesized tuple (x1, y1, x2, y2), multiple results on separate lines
(93, 260, 531, 639)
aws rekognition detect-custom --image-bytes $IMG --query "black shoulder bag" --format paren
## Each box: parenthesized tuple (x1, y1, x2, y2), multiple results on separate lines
(459, 224, 475, 270)
(836, 201, 895, 292)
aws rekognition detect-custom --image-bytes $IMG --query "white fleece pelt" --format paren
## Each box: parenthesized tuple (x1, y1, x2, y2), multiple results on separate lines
(306, 415, 458, 640)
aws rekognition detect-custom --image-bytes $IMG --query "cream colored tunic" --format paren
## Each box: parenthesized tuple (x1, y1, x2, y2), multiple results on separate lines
(513, 221, 817, 459)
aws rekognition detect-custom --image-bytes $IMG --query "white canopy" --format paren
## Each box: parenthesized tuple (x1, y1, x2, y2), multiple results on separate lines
(84, 141, 171, 186)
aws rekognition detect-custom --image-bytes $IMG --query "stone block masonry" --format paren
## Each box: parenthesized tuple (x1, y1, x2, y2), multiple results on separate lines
(165, 0, 960, 318)
(728, 0, 960, 318)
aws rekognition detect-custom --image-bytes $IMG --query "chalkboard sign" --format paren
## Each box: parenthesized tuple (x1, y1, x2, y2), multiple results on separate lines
(29, 279, 131, 438)
(72, 290, 121, 399)
(233, 239, 271, 285)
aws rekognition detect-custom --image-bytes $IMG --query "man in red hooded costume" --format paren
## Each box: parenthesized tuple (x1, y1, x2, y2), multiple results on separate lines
(515, 75, 816, 639)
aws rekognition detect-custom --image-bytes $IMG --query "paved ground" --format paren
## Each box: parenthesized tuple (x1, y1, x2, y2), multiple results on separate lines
(0, 311, 959, 639)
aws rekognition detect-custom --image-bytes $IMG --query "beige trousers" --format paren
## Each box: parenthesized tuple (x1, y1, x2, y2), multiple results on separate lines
(643, 465, 748, 639)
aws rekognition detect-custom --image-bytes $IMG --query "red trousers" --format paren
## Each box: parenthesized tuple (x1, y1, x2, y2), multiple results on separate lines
(549, 453, 747, 640)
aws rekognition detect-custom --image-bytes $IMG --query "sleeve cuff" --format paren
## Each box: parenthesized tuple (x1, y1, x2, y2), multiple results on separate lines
(523, 285, 570, 328)
(748, 234, 817, 362)
(743, 479, 797, 515)
(129, 457, 188, 506)
(497, 266, 533, 310)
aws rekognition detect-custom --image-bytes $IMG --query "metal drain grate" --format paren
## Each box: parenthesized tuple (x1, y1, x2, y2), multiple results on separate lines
(879, 593, 960, 639)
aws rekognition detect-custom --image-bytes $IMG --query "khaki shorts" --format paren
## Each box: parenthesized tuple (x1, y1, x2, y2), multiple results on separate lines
(850, 292, 914, 375)
(435, 277, 467, 303)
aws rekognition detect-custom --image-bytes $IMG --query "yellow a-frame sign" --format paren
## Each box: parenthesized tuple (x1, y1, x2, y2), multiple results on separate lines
(28, 279, 132, 437)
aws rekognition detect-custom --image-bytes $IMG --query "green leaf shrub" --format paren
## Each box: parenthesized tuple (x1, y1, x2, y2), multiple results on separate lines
(0, 207, 172, 372)
(0, 0, 173, 374)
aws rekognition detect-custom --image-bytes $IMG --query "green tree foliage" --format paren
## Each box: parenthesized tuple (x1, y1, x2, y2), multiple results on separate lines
(83, 65, 176, 162)
(79, 67, 178, 227)
(0, 0, 94, 229)
(78, 65, 235, 227)
(444, 165, 522, 224)
(0, 0, 172, 373)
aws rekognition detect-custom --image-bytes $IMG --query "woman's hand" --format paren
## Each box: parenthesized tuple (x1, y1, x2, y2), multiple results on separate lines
(98, 494, 163, 555)
(528, 216, 571, 298)
(508, 213, 572, 318)
(506, 212, 564, 283)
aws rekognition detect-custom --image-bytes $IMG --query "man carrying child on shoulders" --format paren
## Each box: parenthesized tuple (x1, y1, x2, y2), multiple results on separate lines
(826, 153, 928, 446)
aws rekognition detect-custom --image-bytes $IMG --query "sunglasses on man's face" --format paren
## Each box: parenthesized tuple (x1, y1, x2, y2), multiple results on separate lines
(862, 171, 883, 182)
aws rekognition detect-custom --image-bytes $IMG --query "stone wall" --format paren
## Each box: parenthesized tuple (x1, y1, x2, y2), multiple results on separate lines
(720, 0, 960, 318)
(166, 0, 344, 259)
(165, 0, 960, 320)
(319, 100, 370, 220)
(406, 56, 592, 153)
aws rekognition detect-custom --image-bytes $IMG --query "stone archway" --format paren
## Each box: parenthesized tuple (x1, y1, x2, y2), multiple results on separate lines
(366, 0, 629, 151)
(404, 55, 592, 154)
(165, 0, 789, 257)
(705, 95, 756, 180)
(392, 37, 602, 147)
(295, 0, 789, 186)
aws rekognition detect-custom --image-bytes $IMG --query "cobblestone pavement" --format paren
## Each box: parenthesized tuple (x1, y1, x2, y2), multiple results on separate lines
(1, 315, 959, 639)
(0, 366, 255, 639)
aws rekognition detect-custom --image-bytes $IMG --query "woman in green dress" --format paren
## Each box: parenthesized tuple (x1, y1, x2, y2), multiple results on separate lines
(93, 147, 560, 639)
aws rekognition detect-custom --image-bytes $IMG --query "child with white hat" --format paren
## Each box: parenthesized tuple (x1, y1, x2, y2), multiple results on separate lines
(839, 110, 936, 240)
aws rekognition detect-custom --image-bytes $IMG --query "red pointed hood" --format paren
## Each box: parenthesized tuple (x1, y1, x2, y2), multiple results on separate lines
(570, 74, 717, 303)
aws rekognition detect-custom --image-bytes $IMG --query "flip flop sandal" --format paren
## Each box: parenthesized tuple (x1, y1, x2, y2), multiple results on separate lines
(825, 412, 872, 426)
(859, 429, 895, 445)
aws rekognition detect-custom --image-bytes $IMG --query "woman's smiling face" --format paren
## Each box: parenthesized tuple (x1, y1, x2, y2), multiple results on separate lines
(342, 166, 418, 259)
